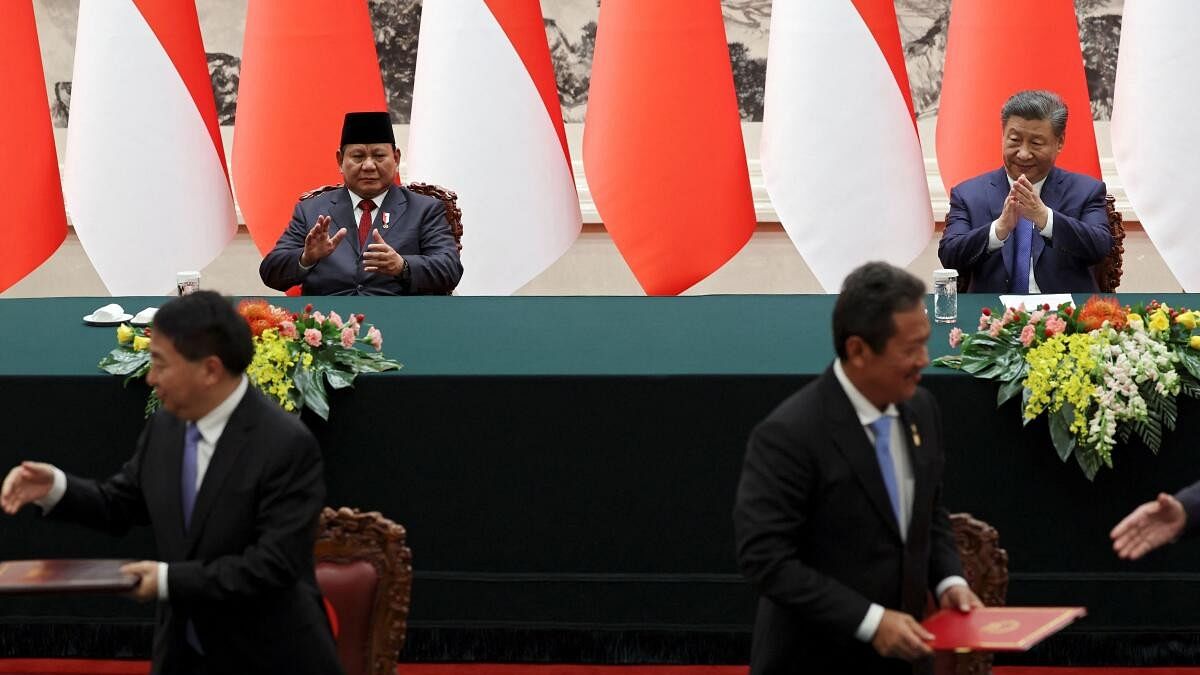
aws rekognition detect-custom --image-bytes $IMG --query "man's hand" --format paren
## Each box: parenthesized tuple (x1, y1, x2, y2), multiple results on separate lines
(871, 609, 934, 662)
(363, 230, 406, 276)
(939, 585, 984, 613)
(1111, 492, 1187, 560)
(1, 461, 55, 515)
(300, 215, 347, 267)
(996, 193, 1020, 241)
(120, 561, 160, 602)
(1012, 175, 1050, 229)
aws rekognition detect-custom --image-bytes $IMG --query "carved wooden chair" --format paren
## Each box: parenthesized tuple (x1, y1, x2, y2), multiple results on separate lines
(407, 181, 464, 254)
(932, 513, 1010, 675)
(953, 194, 1125, 293)
(315, 507, 413, 675)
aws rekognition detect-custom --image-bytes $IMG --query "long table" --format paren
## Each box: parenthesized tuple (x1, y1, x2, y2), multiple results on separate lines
(2, 294, 1200, 665)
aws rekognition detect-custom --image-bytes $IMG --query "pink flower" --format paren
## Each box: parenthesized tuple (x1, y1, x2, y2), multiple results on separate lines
(279, 321, 298, 339)
(1028, 309, 1045, 325)
(312, 311, 325, 325)
(1044, 315, 1067, 337)
(948, 327, 964, 348)
(978, 313, 991, 331)
(367, 326, 383, 351)
(1020, 324, 1036, 347)
(328, 311, 344, 329)
(304, 328, 322, 348)
(988, 318, 1004, 337)
(340, 326, 356, 348)
(1002, 307, 1018, 325)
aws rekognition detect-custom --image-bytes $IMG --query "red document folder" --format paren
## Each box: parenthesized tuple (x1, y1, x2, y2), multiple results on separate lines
(922, 606, 1086, 652)
(0, 559, 138, 594)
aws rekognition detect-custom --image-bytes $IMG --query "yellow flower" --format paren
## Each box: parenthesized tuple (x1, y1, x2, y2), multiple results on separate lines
(132, 335, 151, 352)
(1177, 312, 1197, 330)
(1127, 313, 1144, 329)
(1190, 335, 1200, 350)
(1149, 310, 1170, 333)
(116, 324, 134, 345)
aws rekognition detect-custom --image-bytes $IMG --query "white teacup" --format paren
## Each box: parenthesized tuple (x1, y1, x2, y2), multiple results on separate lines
(91, 304, 126, 322)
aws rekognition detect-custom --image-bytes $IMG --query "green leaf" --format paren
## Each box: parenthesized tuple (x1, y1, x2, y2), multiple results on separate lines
(1131, 416, 1163, 454)
(293, 368, 329, 421)
(1049, 405, 1077, 463)
(99, 349, 151, 376)
(1178, 349, 1200, 381)
(1074, 447, 1101, 481)
(931, 355, 962, 369)
(325, 368, 355, 390)
(996, 377, 1025, 408)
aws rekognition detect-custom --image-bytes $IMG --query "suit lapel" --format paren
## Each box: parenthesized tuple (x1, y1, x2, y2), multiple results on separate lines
(820, 370, 902, 540)
(162, 418, 188, 553)
(897, 402, 930, 542)
(379, 185, 409, 248)
(1031, 168, 1063, 269)
(988, 169, 1015, 277)
(184, 391, 258, 556)
(329, 189, 358, 255)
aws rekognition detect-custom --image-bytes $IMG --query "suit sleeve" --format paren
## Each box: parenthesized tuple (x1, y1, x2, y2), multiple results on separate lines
(49, 425, 153, 535)
(167, 423, 325, 604)
(1047, 180, 1113, 265)
(938, 185, 993, 272)
(258, 201, 313, 292)
(733, 419, 874, 637)
(920, 391, 964, 589)
(404, 200, 463, 294)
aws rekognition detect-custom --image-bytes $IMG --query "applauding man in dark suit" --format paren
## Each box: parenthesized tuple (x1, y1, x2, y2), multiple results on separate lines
(734, 262, 981, 675)
(1, 291, 342, 675)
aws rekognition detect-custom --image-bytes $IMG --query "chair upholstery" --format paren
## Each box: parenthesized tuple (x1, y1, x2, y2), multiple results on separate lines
(932, 513, 1009, 675)
(315, 507, 413, 675)
(953, 194, 1125, 293)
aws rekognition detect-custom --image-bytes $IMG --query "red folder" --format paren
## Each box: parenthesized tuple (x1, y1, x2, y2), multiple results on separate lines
(0, 559, 138, 594)
(923, 606, 1086, 652)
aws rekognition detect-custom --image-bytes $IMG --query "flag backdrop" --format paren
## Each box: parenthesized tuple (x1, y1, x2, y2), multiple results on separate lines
(0, 1, 67, 293)
(1112, 2, 1200, 291)
(64, 0, 235, 296)
(583, 0, 756, 296)
(761, 0, 932, 292)
(936, 0, 1100, 194)
(233, 0, 388, 255)
(407, 0, 580, 295)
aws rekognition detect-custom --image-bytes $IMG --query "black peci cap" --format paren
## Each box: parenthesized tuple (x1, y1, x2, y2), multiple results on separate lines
(340, 111, 395, 147)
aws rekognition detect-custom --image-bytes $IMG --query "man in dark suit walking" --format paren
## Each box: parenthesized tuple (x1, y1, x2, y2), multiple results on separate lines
(1, 291, 342, 675)
(734, 262, 981, 675)
(260, 111, 463, 295)
(938, 90, 1112, 293)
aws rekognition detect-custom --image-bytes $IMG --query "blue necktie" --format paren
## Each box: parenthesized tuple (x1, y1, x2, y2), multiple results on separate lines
(181, 422, 201, 530)
(868, 417, 903, 528)
(1010, 216, 1034, 293)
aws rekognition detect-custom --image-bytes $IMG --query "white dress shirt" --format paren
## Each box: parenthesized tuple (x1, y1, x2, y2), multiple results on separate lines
(36, 376, 250, 601)
(832, 360, 967, 642)
(987, 174, 1055, 293)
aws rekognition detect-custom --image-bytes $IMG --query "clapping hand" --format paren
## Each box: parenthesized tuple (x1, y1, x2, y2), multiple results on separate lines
(1011, 175, 1049, 229)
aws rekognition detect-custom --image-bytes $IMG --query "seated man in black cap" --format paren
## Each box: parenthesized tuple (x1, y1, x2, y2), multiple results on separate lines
(259, 111, 463, 295)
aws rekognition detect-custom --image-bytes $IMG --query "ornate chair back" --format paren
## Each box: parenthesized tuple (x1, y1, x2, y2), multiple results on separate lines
(932, 513, 1009, 675)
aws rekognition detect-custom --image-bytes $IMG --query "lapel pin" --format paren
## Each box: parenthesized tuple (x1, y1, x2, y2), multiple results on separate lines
(381, 212, 390, 229)
(910, 423, 922, 447)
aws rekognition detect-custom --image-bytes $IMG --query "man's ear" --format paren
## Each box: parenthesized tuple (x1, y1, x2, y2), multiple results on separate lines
(201, 355, 226, 385)
(336, 148, 344, 169)
(844, 335, 870, 369)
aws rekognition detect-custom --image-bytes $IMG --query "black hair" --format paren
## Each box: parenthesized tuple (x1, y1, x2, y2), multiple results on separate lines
(832, 262, 925, 359)
(152, 291, 253, 375)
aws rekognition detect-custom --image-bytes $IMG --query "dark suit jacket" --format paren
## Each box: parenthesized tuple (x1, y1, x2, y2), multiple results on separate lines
(259, 184, 463, 295)
(938, 166, 1112, 293)
(50, 387, 343, 675)
(733, 367, 962, 675)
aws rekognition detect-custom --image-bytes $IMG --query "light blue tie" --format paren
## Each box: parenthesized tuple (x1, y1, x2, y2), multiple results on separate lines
(1010, 216, 1034, 293)
(868, 417, 903, 528)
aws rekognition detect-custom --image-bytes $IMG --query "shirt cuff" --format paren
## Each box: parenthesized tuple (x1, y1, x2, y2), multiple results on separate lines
(33, 467, 67, 514)
(935, 575, 969, 600)
(158, 563, 169, 602)
(298, 256, 315, 272)
(855, 602, 885, 642)
(988, 220, 1005, 251)
(1039, 210, 1055, 239)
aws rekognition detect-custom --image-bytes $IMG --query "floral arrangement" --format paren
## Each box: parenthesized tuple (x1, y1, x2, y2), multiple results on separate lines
(98, 300, 401, 420)
(934, 296, 1200, 480)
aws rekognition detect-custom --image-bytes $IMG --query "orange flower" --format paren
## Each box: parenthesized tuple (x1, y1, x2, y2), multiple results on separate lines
(237, 299, 291, 337)
(1076, 295, 1128, 331)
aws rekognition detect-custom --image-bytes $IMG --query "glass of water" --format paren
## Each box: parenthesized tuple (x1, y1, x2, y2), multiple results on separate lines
(933, 268, 958, 324)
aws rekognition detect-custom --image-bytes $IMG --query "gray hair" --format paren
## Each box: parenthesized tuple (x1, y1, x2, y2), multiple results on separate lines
(1000, 90, 1068, 139)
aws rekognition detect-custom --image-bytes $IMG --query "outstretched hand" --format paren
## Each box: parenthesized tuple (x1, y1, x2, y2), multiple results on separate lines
(1111, 492, 1187, 560)
(300, 215, 347, 267)
(1, 461, 55, 515)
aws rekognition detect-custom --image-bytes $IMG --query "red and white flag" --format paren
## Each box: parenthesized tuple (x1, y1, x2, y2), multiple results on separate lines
(407, 0, 580, 295)
(0, 1, 66, 293)
(937, 0, 1100, 193)
(761, 0, 931, 292)
(64, 0, 235, 295)
(1112, 2, 1200, 291)
(584, 0, 755, 296)
(233, 0, 387, 256)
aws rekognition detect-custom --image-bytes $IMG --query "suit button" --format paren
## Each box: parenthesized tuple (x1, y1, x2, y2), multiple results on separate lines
(356, 284, 363, 291)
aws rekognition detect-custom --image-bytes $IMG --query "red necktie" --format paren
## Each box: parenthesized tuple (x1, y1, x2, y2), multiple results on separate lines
(358, 200, 375, 250)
